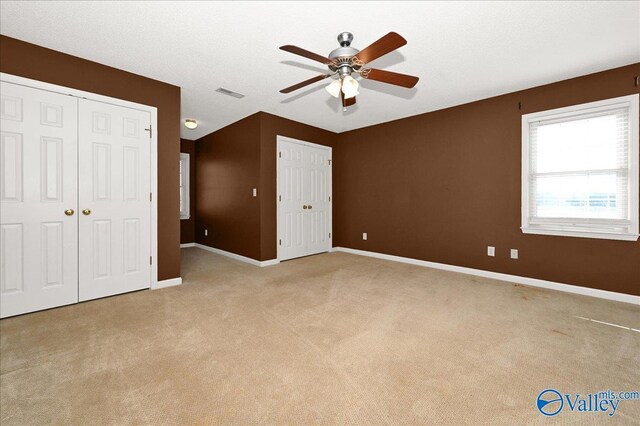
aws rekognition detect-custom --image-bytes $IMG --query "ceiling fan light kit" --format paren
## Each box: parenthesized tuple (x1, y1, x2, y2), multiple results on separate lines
(280, 31, 419, 109)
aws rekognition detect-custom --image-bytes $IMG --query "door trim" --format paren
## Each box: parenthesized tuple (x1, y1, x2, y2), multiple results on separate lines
(0, 72, 160, 290)
(276, 135, 332, 261)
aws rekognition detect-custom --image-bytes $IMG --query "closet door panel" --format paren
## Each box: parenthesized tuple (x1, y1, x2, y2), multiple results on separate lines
(0, 82, 78, 318)
(277, 140, 308, 261)
(78, 99, 151, 301)
(305, 146, 331, 256)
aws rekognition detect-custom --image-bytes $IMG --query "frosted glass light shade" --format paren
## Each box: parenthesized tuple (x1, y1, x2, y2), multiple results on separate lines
(341, 75, 359, 99)
(326, 79, 342, 98)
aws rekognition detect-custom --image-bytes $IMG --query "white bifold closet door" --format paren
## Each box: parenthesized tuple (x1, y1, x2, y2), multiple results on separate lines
(0, 81, 152, 318)
(78, 99, 151, 301)
(305, 144, 332, 256)
(1, 82, 79, 317)
(277, 137, 332, 261)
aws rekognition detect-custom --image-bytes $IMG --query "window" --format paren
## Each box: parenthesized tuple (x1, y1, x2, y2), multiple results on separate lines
(180, 153, 190, 220)
(521, 94, 639, 241)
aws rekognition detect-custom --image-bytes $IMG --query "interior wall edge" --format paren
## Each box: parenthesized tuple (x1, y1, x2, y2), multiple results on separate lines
(194, 113, 262, 259)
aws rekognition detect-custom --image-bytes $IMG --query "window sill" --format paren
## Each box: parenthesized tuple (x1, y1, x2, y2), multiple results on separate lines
(521, 227, 639, 241)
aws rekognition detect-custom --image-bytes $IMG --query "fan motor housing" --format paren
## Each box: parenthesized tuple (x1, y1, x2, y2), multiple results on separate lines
(328, 43, 361, 72)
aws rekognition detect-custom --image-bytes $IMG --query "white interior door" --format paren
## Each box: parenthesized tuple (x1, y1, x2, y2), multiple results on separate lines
(278, 140, 307, 260)
(306, 145, 332, 256)
(78, 99, 151, 301)
(1, 81, 78, 318)
(277, 137, 332, 261)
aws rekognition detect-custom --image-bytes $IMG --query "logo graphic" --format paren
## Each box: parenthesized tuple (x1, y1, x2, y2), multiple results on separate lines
(537, 389, 564, 416)
(536, 388, 637, 417)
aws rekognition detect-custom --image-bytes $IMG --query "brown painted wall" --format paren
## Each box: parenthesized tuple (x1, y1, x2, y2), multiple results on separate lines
(259, 112, 336, 260)
(180, 139, 196, 244)
(0, 36, 182, 281)
(334, 63, 640, 296)
(195, 114, 262, 259)
(194, 112, 336, 260)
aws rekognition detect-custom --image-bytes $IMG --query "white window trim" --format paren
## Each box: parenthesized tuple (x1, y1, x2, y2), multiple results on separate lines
(521, 94, 639, 242)
(180, 153, 190, 220)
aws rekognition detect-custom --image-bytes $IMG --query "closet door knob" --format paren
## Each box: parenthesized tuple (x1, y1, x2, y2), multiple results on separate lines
(64, 209, 74, 216)
(308, 205, 313, 209)
(82, 209, 92, 216)
(303, 205, 308, 209)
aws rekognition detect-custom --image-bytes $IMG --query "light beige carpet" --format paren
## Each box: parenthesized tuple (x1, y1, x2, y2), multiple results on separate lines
(1, 248, 638, 425)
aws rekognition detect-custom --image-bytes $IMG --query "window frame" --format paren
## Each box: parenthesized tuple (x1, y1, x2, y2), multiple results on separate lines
(521, 94, 639, 241)
(179, 152, 190, 220)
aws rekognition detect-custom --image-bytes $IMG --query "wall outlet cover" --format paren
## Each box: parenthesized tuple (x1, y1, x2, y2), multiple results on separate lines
(487, 246, 495, 257)
(363, 233, 368, 240)
(511, 249, 519, 259)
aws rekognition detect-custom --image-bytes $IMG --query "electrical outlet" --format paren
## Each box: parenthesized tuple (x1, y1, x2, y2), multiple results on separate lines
(510, 249, 518, 259)
(363, 232, 367, 240)
(252, 188, 257, 197)
(204, 229, 208, 237)
(487, 246, 495, 257)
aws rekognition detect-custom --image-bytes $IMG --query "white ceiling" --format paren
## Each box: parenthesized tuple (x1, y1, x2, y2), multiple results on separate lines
(1, 1, 639, 139)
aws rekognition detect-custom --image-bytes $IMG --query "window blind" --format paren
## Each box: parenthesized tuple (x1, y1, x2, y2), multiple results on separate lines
(528, 107, 630, 230)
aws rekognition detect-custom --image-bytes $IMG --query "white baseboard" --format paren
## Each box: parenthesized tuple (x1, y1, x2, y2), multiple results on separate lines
(331, 247, 639, 305)
(260, 259, 281, 267)
(194, 243, 280, 267)
(180, 243, 196, 248)
(153, 277, 182, 289)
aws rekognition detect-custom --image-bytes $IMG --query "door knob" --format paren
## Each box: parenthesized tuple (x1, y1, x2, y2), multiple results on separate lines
(64, 209, 74, 216)
(82, 209, 92, 216)
(308, 205, 313, 209)
(303, 205, 308, 209)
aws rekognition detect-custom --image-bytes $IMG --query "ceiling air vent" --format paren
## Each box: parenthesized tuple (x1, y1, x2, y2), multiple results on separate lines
(215, 87, 245, 99)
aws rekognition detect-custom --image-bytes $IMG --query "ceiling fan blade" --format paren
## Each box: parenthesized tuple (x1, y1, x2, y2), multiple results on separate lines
(353, 32, 407, 65)
(341, 92, 356, 107)
(280, 74, 331, 94)
(361, 68, 419, 88)
(280, 45, 335, 65)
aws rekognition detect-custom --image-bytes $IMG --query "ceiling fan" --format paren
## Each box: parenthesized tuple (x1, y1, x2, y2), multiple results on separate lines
(279, 32, 419, 109)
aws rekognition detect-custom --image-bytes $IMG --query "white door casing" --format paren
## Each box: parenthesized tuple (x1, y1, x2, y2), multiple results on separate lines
(277, 136, 332, 261)
(78, 99, 152, 301)
(1, 82, 78, 317)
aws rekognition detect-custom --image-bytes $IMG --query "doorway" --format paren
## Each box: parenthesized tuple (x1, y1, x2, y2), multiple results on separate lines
(276, 136, 332, 261)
